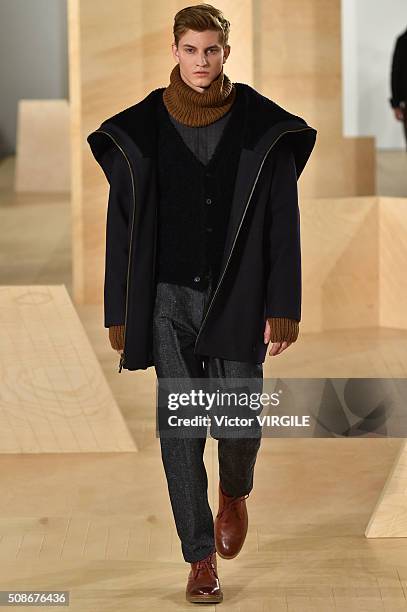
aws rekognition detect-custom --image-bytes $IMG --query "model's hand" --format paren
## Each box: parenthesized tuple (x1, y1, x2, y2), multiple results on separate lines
(268, 340, 291, 356)
(394, 107, 404, 121)
(263, 318, 292, 356)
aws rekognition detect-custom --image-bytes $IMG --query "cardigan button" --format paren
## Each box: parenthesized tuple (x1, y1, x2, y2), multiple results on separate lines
(206, 198, 212, 204)
(206, 227, 213, 232)
(194, 276, 201, 283)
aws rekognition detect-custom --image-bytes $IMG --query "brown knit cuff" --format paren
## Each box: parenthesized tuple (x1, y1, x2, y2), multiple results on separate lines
(267, 318, 299, 343)
(109, 325, 125, 351)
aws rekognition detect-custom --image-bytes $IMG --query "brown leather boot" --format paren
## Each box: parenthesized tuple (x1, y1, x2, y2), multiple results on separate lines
(185, 550, 223, 603)
(214, 482, 249, 559)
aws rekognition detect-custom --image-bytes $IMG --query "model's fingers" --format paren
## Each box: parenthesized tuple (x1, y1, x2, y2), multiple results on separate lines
(276, 341, 289, 354)
(263, 319, 271, 344)
(263, 319, 270, 343)
(268, 342, 282, 356)
(278, 341, 293, 354)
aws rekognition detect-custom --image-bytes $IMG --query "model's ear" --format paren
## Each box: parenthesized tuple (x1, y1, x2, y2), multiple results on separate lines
(171, 42, 179, 62)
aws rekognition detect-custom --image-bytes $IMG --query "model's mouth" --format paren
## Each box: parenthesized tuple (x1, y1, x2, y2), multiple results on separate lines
(195, 72, 209, 75)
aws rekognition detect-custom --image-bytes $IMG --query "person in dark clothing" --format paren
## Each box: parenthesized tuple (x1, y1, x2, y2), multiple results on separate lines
(87, 3, 317, 604)
(389, 27, 407, 149)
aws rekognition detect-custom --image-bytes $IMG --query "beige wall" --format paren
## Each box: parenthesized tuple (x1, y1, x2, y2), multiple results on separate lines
(254, 0, 375, 197)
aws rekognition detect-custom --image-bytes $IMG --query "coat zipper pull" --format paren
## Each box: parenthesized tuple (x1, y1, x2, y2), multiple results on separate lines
(118, 352, 124, 373)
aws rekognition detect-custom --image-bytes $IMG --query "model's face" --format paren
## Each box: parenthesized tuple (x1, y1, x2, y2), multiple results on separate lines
(172, 29, 230, 93)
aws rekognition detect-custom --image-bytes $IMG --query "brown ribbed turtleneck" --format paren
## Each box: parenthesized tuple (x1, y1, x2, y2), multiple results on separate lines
(162, 62, 236, 127)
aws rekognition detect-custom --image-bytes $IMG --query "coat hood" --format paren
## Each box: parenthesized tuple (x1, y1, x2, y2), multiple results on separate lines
(88, 83, 317, 183)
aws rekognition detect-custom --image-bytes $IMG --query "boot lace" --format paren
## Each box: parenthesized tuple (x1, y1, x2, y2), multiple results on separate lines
(217, 493, 249, 519)
(193, 552, 218, 578)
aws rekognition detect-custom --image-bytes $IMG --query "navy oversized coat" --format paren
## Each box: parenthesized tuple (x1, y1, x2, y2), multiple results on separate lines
(87, 83, 317, 372)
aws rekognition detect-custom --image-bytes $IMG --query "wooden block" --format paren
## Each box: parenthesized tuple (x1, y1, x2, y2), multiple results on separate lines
(14, 100, 70, 193)
(366, 440, 407, 537)
(0, 285, 137, 453)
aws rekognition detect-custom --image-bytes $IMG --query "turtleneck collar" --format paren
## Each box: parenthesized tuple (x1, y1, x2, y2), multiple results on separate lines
(162, 62, 236, 127)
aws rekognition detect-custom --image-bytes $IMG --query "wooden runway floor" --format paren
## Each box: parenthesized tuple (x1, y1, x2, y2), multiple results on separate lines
(1, 155, 407, 609)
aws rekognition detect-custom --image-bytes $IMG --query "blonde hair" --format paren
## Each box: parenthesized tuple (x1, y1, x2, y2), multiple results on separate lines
(173, 4, 231, 47)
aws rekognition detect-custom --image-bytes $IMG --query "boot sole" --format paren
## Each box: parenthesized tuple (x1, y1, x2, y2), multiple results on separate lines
(215, 547, 241, 560)
(186, 592, 223, 603)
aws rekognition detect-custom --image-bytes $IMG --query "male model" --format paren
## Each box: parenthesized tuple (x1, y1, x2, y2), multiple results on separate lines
(389, 26, 407, 150)
(87, 3, 317, 604)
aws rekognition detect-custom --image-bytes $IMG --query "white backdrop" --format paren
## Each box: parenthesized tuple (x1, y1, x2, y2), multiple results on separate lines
(0, 0, 68, 158)
(342, 0, 407, 149)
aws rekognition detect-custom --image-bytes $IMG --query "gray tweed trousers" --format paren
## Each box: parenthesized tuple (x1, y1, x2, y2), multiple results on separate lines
(152, 273, 263, 563)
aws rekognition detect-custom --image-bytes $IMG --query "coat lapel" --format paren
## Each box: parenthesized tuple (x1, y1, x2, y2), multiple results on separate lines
(217, 119, 316, 288)
(218, 147, 264, 276)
